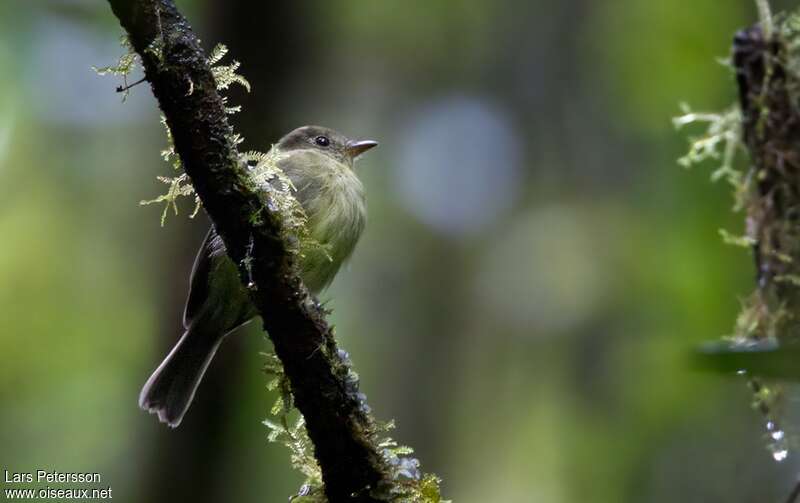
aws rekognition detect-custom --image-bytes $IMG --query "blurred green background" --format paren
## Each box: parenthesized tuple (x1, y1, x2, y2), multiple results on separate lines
(1, 1, 798, 501)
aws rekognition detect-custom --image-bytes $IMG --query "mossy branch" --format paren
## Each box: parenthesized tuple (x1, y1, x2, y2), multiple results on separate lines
(733, 21, 800, 344)
(103, 1, 440, 501)
(676, 3, 800, 464)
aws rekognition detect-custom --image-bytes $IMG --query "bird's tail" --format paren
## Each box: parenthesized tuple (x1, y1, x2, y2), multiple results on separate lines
(139, 325, 223, 428)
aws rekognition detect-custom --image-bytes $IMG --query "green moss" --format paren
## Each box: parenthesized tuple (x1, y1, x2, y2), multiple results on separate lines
(208, 44, 251, 93)
(262, 344, 449, 502)
(96, 40, 250, 226)
(92, 36, 137, 101)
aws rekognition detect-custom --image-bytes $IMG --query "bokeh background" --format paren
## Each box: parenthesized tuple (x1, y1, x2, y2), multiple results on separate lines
(1, 1, 799, 502)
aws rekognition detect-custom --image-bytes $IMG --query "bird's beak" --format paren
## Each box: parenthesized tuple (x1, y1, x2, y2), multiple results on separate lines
(345, 139, 378, 159)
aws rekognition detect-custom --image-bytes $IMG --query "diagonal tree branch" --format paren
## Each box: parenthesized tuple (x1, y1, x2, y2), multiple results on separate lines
(105, 1, 392, 500)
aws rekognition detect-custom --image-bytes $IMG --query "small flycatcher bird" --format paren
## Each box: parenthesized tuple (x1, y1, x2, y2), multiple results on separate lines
(139, 125, 377, 427)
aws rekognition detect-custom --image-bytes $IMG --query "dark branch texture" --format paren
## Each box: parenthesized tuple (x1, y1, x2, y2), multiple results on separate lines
(105, 1, 396, 500)
(733, 26, 800, 322)
(734, 24, 800, 341)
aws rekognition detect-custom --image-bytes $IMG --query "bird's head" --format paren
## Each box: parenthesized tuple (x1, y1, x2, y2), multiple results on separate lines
(275, 125, 378, 167)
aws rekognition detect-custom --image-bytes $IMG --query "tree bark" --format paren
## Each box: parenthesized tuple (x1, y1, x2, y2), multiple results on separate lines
(105, 1, 391, 500)
(734, 25, 800, 339)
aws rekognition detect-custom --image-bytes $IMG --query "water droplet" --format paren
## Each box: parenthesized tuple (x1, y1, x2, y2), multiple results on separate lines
(766, 420, 790, 462)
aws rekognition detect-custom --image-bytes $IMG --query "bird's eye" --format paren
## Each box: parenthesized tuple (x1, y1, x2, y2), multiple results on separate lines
(314, 135, 330, 147)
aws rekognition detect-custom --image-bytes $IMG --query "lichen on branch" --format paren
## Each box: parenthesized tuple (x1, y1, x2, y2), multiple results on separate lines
(96, 39, 253, 225)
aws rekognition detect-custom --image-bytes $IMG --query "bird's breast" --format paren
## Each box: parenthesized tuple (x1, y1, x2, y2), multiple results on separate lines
(304, 167, 366, 255)
(277, 151, 366, 292)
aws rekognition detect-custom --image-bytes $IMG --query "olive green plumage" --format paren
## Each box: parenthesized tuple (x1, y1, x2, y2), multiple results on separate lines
(140, 126, 376, 427)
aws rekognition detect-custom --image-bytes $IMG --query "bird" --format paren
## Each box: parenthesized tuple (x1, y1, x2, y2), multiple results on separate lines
(139, 125, 377, 427)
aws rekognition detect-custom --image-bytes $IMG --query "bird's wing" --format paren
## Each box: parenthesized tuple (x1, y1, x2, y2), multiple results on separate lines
(182, 227, 216, 328)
